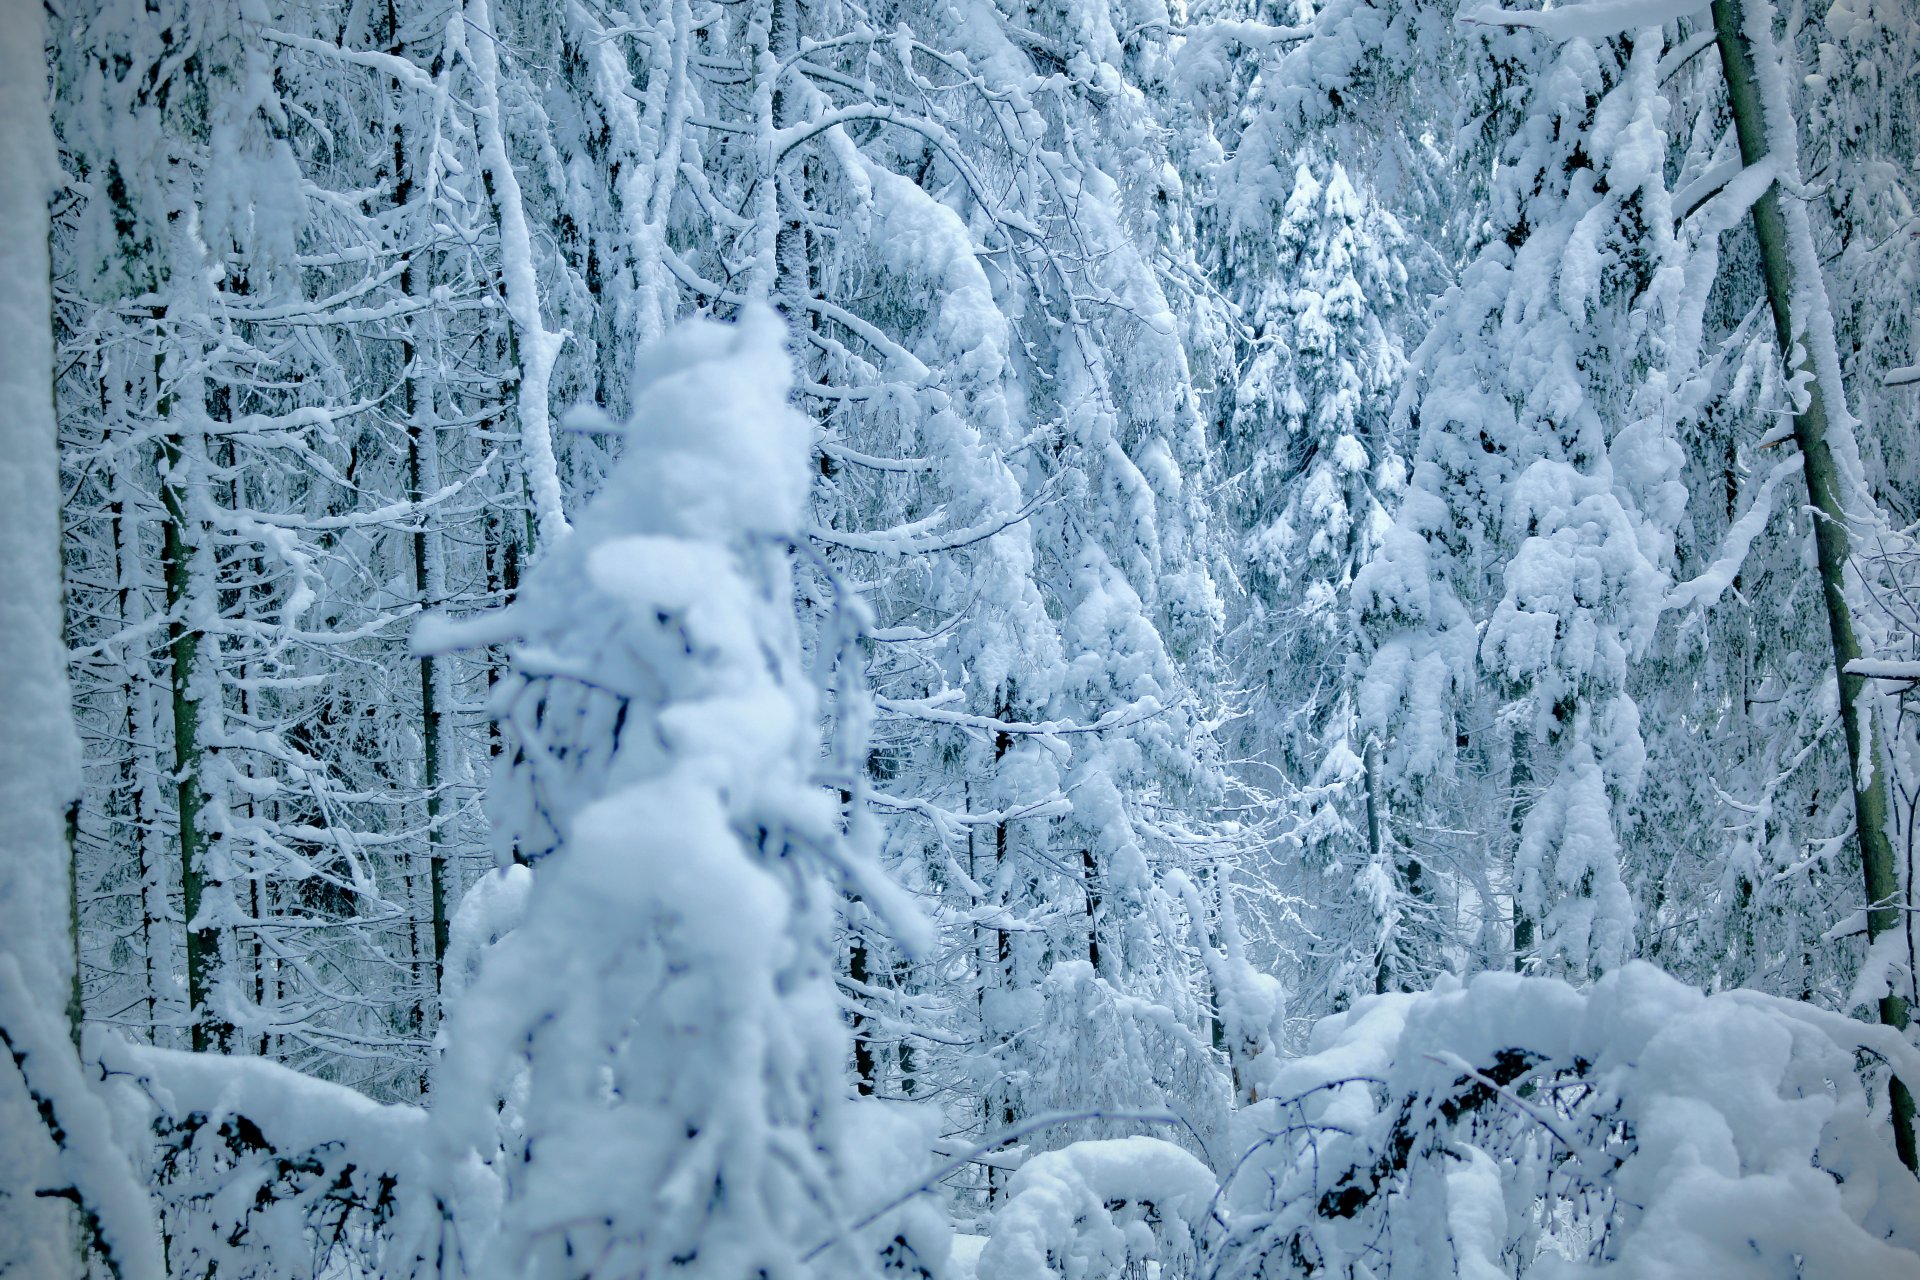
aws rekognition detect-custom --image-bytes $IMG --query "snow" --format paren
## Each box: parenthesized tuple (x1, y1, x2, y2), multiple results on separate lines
(462, 0, 570, 549)
(1666, 455, 1803, 611)
(439, 864, 530, 1008)
(950, 1233, 989, 1280)
(0, 963, 164, 1280)
(0, 0, 80, 1050)
(431, 306, 898, 1278)
(1850, 658, 1920, 681)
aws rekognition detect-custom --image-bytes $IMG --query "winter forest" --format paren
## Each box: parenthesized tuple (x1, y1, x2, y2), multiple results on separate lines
(5, 0, 1920, 1273)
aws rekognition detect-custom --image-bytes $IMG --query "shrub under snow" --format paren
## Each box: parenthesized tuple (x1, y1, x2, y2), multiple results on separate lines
(1209, 962, 1920, 1279)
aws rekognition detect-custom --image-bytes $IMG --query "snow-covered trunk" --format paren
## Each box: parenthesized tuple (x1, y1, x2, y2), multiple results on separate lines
(1710, 0, 1915, 1173)
(410, 423, 450, 1003)
(157, 366, 230, 1056)
(107, 425, 172, 1044)
(389, 60, 451, 1016)
(0, 4, 163, 1270)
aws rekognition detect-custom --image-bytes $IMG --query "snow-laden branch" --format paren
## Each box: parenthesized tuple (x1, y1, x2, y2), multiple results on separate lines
(1460, 0, 1710, 39)
(1173, 19, 1314, 48)
(817, 436, 933, 472)
(1847, 658, 1920, 682)
(1665, 454, 1802, 611)
(864, 789, 1074, 837)
(802, 1109, 1188, 1264)
(0, 965, 164, 1280)
(805, 491, 1048, 556)
(259, 28, 441, 94)
(875, 692, 1170, 739)
(462, 0, 568, 548)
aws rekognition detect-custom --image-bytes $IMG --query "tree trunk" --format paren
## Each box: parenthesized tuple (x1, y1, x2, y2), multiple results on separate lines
(1365, 737, 1395, 993)
(388, 32, 451, 1017)
(159, 433, 216, 1053)
(1711, 0, 1916, 1173)
(157, 333, 229, 1055)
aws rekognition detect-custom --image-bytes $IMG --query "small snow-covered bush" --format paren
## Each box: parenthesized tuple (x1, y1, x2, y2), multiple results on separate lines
(978, 1136, 1218, 1280)
(1210, 963, 1920, 1278)
(96, 1037, 438, 1280)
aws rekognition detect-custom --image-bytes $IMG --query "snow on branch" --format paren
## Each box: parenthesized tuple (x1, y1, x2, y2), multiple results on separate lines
(806, 490, 1050, 555)
(1460, 0, 1710, 39)
(94, 1036, 432, 1280)
(1848, 658, 1920, 682)
(1174, 19, 1315, 49)
(874, 693, 1171, 740)
(1665, 455, 1802, 611)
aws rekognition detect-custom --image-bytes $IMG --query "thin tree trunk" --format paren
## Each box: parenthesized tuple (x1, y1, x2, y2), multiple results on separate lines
(388, 23, 450, 1015)
(1509, 731, 1535, 971)
(848, 927, 876, 1096)
(157, 339, 227, 1055)
(107, 418, 164, 1042)
(412, 443, 448, 992)
(1081, 847, 1102, 972)
(1711, 0, 1916, 1173)
(1365, 737, 1393, 993)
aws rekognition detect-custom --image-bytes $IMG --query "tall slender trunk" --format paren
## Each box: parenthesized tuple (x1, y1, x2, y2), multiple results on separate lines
(1509, 731, 1535, 971)
(1367, 737, 1395, 994)
(848, 925, 876, 1096)
(389, 25, 450, 1021)
(1081, 847, 1102, 971)
(106, 415, 165, 1042)
(485, 512, 519, 760)
(1711, 0, 1916, 1173)
(412, 431, 449, 995)
(157, 327, 228, 1054)
(988, 725, 1015, 1203)
(895, 956, 917, 1096)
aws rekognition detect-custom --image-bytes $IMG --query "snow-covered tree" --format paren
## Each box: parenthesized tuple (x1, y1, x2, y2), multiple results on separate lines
(1211, 964, 1920, 1279)
(432, 306, 898, 1278)
(1175, 0, 1450, 1023)
(1226, 156, 1412, 1008)
(1354, 3, 1700, 982)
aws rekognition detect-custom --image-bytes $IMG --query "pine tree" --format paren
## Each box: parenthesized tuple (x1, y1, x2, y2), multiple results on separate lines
(1227, 157, 1412, 1005)
(1355, 6, 1698, 981)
